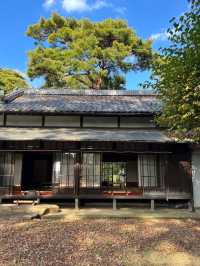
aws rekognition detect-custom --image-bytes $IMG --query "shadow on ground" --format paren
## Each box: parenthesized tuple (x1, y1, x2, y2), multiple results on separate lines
(0, 205, 200, 265)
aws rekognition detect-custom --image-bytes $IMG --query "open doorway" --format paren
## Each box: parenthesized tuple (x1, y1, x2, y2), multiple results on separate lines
(80, 152, 139, 189)
(21, 153, 53, 191)
(102, 153, 138, 188)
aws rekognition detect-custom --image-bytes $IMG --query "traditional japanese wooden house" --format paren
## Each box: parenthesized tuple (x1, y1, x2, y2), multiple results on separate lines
(0, 89, 199, 209)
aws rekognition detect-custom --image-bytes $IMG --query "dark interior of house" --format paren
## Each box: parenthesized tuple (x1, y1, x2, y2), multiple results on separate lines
(21, 153, 53, 190)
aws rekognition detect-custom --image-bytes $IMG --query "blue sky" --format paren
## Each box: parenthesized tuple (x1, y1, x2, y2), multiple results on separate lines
(0, 0, 188, 89)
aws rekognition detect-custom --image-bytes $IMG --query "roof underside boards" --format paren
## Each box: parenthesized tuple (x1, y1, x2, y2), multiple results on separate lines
(0, 127, 172, 143)
(1, 89, 161, 114)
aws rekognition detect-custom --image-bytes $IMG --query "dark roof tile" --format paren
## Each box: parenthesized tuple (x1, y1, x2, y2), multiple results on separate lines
(2, 89, 161, 114)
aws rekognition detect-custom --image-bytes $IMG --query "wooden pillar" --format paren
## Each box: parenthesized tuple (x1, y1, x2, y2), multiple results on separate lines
(191, 199, 195, 212)
(36, 198, 40, 205)
(188, 200, 195, 212)
(192, 151, 200, 209)
(113, 198, 117, 210)
(74, 153, 81, 210)
(156, 155, 161, 187)
(75, 198, 79, 210)
(74, 153, 81, 197)
(151, 199, 155, 211)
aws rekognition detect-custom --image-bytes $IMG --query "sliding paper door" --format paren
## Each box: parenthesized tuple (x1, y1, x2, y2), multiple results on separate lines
(0, 152, 15, 188)
(53, 152, 75, 188)
(138, 155, 166, 188)
(138, 155, 158, 187)
(81, 153, 101, 188)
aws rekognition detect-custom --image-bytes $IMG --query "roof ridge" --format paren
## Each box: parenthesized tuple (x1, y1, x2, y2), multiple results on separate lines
(24, 88, 157, 96)
(2, 88, 160, 114)
(4, 89, 25, 103)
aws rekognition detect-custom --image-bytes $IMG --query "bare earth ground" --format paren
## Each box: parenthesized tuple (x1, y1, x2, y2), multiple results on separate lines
(0, 215, 200, 266)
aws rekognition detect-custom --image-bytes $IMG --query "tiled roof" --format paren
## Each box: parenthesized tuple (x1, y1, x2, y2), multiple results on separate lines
(1, 89, 161, 114)
(0, 127, 171, 142)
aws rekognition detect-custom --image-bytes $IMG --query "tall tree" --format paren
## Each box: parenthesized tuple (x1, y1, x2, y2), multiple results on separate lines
(27, 13, 153, 89)
(149, 0, 200, 142)
(0, 68, 29, 94)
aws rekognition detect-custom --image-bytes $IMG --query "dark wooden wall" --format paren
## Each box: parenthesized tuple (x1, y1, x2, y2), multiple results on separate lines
(164, 152, 192, 193)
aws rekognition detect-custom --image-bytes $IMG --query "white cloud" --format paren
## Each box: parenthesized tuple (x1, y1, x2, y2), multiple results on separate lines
(62, 0, 108, 13)
(114, 6, 127, 15)
(43, 0, 56, 9)
(43, 0, 126, 15)
(150, 31, 169, 42)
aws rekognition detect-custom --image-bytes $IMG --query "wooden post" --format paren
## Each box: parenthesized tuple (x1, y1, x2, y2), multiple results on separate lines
(113, 198, 117, 210)
(33, 191, 40, 205)
(191, 199, 195, 212)
(188, 200, 191, 211)
(75, 198, 79, 210)
(151, 199, 155, 211)
(188, 200, 195, 212)
(32, 198, 40, 205)
(74, 153, 81, 197)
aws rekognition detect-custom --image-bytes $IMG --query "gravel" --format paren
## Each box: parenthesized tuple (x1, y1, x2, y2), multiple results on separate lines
(0, 217, 200, 266)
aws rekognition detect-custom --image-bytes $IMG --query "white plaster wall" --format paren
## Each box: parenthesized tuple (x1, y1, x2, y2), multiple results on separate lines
(83, 116, 118, 128)
(192, 152, 200, 208)
(7, 115, 42, 127)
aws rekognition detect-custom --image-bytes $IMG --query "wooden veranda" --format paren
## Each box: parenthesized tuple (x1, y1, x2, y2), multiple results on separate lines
(0, 140, 193, 209)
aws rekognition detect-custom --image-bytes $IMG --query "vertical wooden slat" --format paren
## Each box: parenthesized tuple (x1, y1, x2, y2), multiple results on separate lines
(0, 152, 15, 195)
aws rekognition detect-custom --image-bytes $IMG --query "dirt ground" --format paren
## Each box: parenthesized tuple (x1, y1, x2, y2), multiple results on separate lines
(0, 215, 200, 266)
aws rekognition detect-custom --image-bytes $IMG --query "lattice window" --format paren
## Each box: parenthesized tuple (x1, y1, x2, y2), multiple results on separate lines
(138, 155, 157, 187)
(138, 155, 166, 188)
(81, 153, 101, 188)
